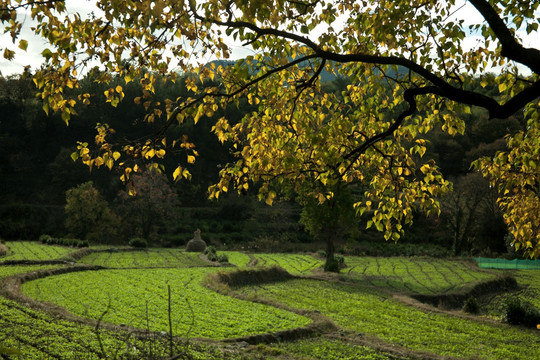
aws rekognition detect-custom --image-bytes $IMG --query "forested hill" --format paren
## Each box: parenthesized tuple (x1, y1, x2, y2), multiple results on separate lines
(0, 69, 522, 255)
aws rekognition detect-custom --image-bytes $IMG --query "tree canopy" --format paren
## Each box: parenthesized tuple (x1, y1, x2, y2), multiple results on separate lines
(1, 0, 539, 257)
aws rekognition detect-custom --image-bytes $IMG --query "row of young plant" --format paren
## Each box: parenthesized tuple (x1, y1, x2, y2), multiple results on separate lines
(1, 241, 75, 262)
(220, 251, 252, 267)
(0, 263, 229, 360)
(343, 256, 495, 295)
(5, 245, 540, 359)
(251, 253, 323, 275)
(78, 249, 208, 268)
(234, 277, 540, 360)
(0, 264, 64, 278)
(20, 267, 312, 339)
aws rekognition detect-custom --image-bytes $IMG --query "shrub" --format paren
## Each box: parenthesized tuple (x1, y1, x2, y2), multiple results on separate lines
(39, 234, 53, 244)
(334, 254, 345, 266)
(317, 250, 326, 258)
(324, 257, 340, 273)
(41, 237, 87, 247)
(204, 246, 228, 263)
(463, 296, 480, 314)
(503, 297, 540, 328)
(77, 240, 89, 248)
(323, 254, 345, 272)
(129, 238, 148, 248)
(204, 245, 217, 256)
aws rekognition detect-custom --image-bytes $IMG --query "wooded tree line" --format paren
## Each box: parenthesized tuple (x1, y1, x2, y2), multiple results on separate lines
(1, 0, 538, 261)
(0, 71, 520, 257)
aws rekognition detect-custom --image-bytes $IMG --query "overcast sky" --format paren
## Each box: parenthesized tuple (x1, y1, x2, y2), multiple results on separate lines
(1, 1, 538, 77)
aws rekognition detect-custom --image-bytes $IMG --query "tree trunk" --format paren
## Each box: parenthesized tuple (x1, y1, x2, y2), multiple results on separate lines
(326, 237, 335, 264)
(324, 236, 338, 272)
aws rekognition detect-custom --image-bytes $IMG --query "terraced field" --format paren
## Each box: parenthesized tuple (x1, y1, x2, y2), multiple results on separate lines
(22, 267, 312, 339)
(235, 278, 538, 360)
(1, 241, 538, 360)
(77, 248, 208, 268)
(252, 253, 323, 274)
(343, 256, 496, 294)
(1, 241, 74, 262)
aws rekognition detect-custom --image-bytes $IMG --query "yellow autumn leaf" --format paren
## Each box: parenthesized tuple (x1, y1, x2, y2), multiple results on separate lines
(144, 148, 155, 159)
(94, 156, 104, 167)
(420, 164, 430, 174)
(265, 191, 277, 206)
(156, 149, 166, 158)
(182, 168, 191, 179)
(173, 166, 182, 181)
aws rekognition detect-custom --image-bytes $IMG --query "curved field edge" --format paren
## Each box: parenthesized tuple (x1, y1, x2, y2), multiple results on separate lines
(204, 266, 339, 344)
(1, 241, 77, 262)
(18, 266, 314, 340)
(3, 246, 537, 360)
(234, 275, 539, 360)
(0, 263, 403, 360)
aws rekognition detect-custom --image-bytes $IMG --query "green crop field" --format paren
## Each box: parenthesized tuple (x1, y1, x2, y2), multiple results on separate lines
(0, 264, 64, 278)
(21, 267, 312, 339)
(221, 251, 252, 267)
(1, 241, 75, 262)
(1, 241, 539, 360)
(252, 253, 323, 274)
(77, 248, 208, 268)
(235, 277, 539, 360)
(343, 256, 496, 294)
(484, 269, 540, 316)
(0, 261, 225, 359)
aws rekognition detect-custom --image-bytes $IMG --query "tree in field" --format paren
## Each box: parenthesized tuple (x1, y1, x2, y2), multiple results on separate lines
(116, 169, 179, 242)
(1, 0, 539, 257)
(298, 182, 356, 268)
(65, 181, 120, 242)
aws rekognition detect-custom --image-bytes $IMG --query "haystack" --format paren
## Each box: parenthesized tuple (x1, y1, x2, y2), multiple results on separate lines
(186, 229, 207, 252)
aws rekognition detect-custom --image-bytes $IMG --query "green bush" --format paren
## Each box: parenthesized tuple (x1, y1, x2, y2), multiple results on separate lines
(463, 296, 480, 314)
(39, 234, 53, 244)
(503, 297, 540, 328)
(324, 257, 340, 273)
(334, 254, 345, 266)
(40, 236, 88, 248)
(323, 254, 345, 273)
(203, 246, 228, 263)
(128, 238, 148, 248)
(204, 245, 217, 256)
(77, 240, 89, 248)
(206, 252, 218, 262)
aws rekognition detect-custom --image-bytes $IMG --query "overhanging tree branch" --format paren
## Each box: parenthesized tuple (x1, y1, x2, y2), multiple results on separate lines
(468, 0, 540, 74)
(189, 0, 539, 120)
(341, 86, 431, 175)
